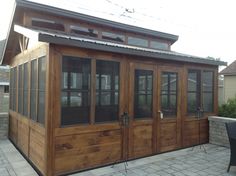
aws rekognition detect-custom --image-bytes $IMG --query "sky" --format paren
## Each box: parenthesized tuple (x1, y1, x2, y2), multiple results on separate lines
(0, 0, 235, 67)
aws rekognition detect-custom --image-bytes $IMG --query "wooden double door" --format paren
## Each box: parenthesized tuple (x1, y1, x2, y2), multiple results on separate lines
(120, 61, 182, 160)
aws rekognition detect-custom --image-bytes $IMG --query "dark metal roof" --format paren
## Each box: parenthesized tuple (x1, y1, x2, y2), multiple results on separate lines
(220, 60, 236, 75)
(15, 0, 178, 43)
(14, 25, 226, 66)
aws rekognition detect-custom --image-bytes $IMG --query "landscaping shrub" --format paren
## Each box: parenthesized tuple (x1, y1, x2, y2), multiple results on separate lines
(218, 96, 236, 118)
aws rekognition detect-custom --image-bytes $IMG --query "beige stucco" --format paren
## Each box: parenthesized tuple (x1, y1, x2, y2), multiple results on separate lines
(224, 75, 236, 102)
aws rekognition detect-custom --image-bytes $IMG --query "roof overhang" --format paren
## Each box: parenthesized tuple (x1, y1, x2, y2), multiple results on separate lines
(14, 25, 227, 66)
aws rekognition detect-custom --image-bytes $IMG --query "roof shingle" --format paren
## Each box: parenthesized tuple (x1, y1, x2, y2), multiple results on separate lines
(220, 60, 236, 75)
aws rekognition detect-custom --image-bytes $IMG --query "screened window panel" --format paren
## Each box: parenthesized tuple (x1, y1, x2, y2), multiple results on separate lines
(9, 68, 13, 110)
(18, 65, 23, 114)
(23, 63, 29, 117)
(203, 71, 214, 112)
(161, 72, 177, 117)
(38, 57, 46, 124)
(61, 56, 91, 126)
(12, 67, 17, 111)
(134, 70, 153, 119)
(95, 60, 119, 122)
(187, 70, 200, 114)
(150, 41, 169, 50)
(30, 60, 37, 121)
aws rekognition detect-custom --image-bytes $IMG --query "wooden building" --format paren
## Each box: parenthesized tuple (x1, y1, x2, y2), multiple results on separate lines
(0, 0, 226, 175)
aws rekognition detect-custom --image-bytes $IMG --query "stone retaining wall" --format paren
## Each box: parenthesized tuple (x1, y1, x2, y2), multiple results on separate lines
(208, 116, 236, 147)
(0, 113, 8, 139)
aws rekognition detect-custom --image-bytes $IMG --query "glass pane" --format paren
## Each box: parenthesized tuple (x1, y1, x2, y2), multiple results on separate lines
(38, 57, 46, 90)
(203, 71, 213, 92)
(18, 65, 23, 114)
(128, 37, 148, 47)
(134, 69, 153, 119)
(150, 41, 169, 50)
(187, 92, 197, 113)
(23, 91, 28, 116)
(203, 92, 213, 112)
(95, 60, 120, 122)
(102, 32, 125, 43)
(30, 90, 37, 121)
(61, 92, 68, 107)
(31, 60, 37, 89)
(161, 72, 177, 117)
(161, 74, 168, 91)
(70, 25, 98, 38)
(23, 63, 29, 116)
(38, 91, 45, 124)
(170, 73, 177, 91)
(12, 67, 17, 111)
(61, 56, 91, 125)
(188, 71, 197, 92)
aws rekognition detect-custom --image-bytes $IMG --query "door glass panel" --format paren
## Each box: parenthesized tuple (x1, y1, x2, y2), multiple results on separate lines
(61, 56, 91, 126)
(203, 71, 214, 112)
(161, 72, 177, 117)
(134, 69, 153, 119)
(95, 60, 119, 122)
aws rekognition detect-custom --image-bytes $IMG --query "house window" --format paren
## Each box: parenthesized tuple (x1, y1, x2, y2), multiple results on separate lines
(134, 70, 153, 119)
(95, 60, 119, 122)
(38, 57, 46, 124)
(70, 25, 98, 38)
(61, 56, 91, 126)
(4, 85, 9, 93)
(32, 18, 65, 31)
(18, 65, 23, 114)
(102, 32, 125, 43)
(187, 69, 214, 115)
(23, 63, 29, 117)
(161, 72, 177, 117)
(128, 37, 148, 47)
(30, 59, 37, 121)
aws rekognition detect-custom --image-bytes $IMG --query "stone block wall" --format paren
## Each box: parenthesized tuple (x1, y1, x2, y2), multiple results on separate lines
(208, 116, 236, 147)
(0, 113, 8, 139)
(0, 86, 9, 112)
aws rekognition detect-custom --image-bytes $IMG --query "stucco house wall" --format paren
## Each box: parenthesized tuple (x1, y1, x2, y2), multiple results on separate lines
(224, 75, 236, 102)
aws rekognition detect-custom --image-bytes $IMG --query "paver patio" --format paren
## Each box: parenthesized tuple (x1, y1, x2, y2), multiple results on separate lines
(0, 139, 235, 176)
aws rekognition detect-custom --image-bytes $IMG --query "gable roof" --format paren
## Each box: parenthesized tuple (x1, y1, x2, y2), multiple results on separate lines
(220, 60, 236, 75)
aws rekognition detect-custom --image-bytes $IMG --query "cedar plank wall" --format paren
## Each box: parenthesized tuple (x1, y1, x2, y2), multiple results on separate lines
(49, 45, 218, 176)
(9, 44, 48, 175)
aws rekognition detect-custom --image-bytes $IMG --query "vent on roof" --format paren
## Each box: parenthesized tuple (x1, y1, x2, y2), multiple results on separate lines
(32, 18, 65, 31)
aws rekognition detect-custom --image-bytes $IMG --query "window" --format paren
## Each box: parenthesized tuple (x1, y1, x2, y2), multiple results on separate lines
(38, 57, 46, 124)
(102, 32, 125, 43)
(95, 60, 119, 122)
(4, 86, 9, 93)
(9, 68, 14, 109)
(187, 69, 214, 115)
(23, 63, 29, 117)
(161, 72, 177, 117)
(150, 41, 169, 50)
(128, 37, 148, 47)
(134, 70, 153, 119)
(18, 65, 23, 114)
(61, 56, 91, 126)
(32, 18, 65, 31)
(12, 67, 17, 111)
(203, 71, 214, 112)
(30, 60, 37, 121)
(70, 25, 98, 38)
(187, 70, 200, 113)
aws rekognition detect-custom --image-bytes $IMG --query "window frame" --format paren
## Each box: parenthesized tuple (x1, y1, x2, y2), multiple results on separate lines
(187, 68, 215, 117)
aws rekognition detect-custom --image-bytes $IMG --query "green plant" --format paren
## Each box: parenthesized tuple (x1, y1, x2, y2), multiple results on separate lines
(218, 96, 236, 118)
